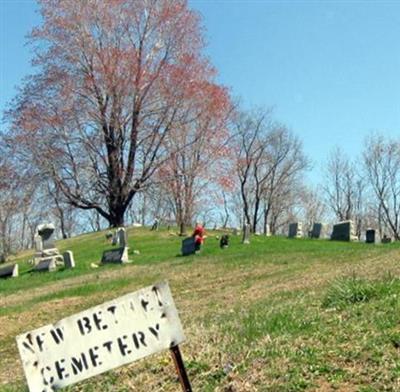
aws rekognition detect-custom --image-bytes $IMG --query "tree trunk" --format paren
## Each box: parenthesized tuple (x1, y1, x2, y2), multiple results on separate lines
(108, 204, 125, 228)
(179, 222, 187, 236)
(59, 208, 68, 239)
(263, 204, 271, 235)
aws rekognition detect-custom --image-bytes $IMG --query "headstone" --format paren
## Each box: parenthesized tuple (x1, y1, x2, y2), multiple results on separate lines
(366, 229, 376, 244)
(310, 223, 323, 239)
(63, 251, 75, 269)
(330, 220, 358, 242)
(382, 234, 392, 244)
(220, 234, 229, 248)
(265, 224, 271, 237)
(105, 231, 113, 241)
(0, 263, 18, 278)
(101, 247, 129, 264)
(181, 237, 196, 256)
(288, 222, 303, 238)
(34, 235, 43, 253)
(37, 223, 56, 250)
(34, 223, 64, 267)
(242, 223, 250, 244)
(116, 228, 127, 248)
(34, 258, 57, 272)
(0, 253, 5, 264)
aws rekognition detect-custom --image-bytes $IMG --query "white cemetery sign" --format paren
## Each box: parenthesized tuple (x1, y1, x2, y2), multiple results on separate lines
(17, 282, 185, 391)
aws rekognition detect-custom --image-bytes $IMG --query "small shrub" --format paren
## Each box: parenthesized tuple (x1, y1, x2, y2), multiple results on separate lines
(322, 275, 377, 309)
(322, 273, 400, 309)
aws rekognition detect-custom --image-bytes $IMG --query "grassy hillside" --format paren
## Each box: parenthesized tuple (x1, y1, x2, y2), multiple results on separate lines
(1, 228, 400, 391)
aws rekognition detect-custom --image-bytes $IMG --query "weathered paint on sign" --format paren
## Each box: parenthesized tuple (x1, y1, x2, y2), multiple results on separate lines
(16, 281, 185, 392)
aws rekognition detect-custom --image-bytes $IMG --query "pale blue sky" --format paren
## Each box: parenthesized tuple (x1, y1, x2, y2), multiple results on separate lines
(1, 0, 400, 182)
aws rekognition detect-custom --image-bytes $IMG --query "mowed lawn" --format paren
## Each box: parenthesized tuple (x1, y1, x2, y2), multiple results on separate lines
(1, 228, 400, 391)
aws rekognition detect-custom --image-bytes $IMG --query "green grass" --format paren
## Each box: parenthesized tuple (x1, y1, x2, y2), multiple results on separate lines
(2, 228, 400, 391)
(322, 273, 400, 309)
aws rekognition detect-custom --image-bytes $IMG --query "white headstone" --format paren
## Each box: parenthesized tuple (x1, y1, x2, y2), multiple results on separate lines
(34, 235, 43, 252)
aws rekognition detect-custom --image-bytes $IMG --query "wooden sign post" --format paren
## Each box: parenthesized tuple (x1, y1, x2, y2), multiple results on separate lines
(16, 281, 192, 391)
(170, 345, 192, 392)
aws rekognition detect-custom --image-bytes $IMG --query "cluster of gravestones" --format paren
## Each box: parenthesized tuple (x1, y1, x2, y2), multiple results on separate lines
(287, 220, 391, 244)
(0, 223, 75, 279)
(181, 222, 272, 255)
(101, 227, 130, 264)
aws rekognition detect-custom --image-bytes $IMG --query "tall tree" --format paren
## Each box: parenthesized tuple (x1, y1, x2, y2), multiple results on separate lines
(233, 109, 309, 233)
(0, 155, 29, 259)
(233, 109, 268, 228)
(157, 82, 232, 235)
(7, 0, 223, 227)
(323, 147, 364, 237)
(363, 135, 400, 240)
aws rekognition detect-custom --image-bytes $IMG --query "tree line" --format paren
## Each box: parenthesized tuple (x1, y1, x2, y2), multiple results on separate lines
(1, 0, 399, 258)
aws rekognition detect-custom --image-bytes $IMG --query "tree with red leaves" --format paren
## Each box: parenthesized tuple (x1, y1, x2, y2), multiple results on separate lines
(7, 0, 227, 227)
(0, 154, 29, 259)
(157, 81, 233, 235)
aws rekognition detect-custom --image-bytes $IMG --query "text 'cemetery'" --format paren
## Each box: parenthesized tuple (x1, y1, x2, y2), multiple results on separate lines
(16, 282, 185, 392)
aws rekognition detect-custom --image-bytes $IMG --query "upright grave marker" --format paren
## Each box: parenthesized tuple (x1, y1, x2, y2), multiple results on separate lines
(181, 237, 196, 256)
(310, 223, 324, 239)
(366, 229, 376, 244)
(34, 258, 57, 272)
(288, 222, 303, 238)
(331, 220, 358, 242)
(0, 263, 18, 279)
(63, 251, 75, 269)
(17, 282, 190, 392)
